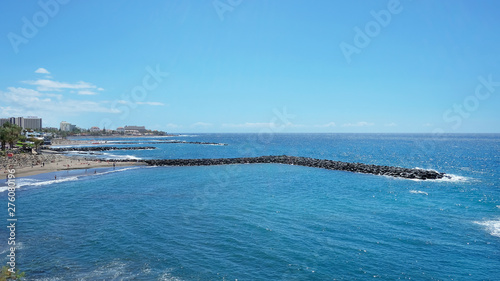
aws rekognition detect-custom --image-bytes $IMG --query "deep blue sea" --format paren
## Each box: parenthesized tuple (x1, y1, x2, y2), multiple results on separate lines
(1, 133, 500, 280)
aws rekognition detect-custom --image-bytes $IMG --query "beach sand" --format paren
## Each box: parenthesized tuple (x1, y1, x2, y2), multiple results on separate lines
(1, 153, 146, 178)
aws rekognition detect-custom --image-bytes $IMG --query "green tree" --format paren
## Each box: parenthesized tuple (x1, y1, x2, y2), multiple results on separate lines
(0, 265, 25, 280)
(28, 138, 44, 151)
(7, 124, 22, 149)
(0, 123, 22, 151)
(0, 126, 7, 151)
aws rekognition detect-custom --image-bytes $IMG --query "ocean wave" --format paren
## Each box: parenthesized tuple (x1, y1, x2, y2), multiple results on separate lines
(409, 190, 428, 195)
(0, 167, 141, 192)
(436, 173, 470, 182)
(17, 176, 80, 189)
(101, 152, 142, 160)
(410, 167, 470, 183)
(475, 220, 500, 238)
(159, 268, 185, 281)
(94, 166, 140, 176)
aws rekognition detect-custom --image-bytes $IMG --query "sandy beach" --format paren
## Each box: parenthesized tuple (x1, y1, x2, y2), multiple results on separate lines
(1, 152, 145, 178)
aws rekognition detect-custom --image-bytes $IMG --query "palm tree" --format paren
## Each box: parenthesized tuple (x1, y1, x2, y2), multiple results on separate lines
(0, 126, 7, 151)
(0, 123, 22, 150)
(8, 124, 22, 149)
(29, 137, 44, 151)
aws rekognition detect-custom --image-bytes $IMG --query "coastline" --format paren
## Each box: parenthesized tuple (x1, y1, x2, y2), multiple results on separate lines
(1, 153, 145, 178)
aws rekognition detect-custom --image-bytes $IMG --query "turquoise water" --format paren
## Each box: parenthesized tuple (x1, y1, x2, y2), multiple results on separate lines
(2, 134, 500, 280)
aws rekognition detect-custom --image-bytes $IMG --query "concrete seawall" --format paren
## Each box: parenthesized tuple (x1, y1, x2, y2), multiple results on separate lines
(144, 155, 446, 180)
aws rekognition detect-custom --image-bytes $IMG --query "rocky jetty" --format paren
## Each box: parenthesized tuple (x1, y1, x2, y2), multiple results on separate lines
(110, 141, 227, 146)
(144, 155, 446, 180)
(50, 146, 156, 152)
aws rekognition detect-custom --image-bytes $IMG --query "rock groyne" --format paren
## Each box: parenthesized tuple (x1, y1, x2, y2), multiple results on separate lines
(50, 146, 156, 152)
(144, 155, 446, 180)
(110, 141, 228, 146)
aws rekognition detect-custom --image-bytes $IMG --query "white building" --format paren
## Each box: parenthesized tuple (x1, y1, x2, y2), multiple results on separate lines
(60, 121, 76, 132)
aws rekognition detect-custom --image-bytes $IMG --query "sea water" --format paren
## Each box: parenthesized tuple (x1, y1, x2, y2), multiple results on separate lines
(1, 134, 499, 280)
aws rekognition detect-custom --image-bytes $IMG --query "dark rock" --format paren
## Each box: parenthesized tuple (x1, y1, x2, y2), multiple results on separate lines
(143, 155, 445, 180)
(50, 146, 156, 152)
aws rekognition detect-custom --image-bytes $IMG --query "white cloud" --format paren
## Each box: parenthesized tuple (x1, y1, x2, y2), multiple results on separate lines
(34, 68, 50, 74)
(222, 122, 304, 129)
(116, 100, 165, 106)
(165, 123, 182, 128)
(315, 122, 336, 128)
(23, 79, 97, 92)
(384, 123, 397, 127)
(222, 122, 273, 128)
(342, 121, 374, 127)
(136, 101, 165, 106)
(0, 87, 119, 115)
(78, 90, 98, 95)
(191, 122, 213, 128)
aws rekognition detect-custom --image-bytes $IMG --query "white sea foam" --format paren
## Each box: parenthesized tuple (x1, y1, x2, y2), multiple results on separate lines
(95, 166, 140, 176)
(435, 173, 470, 182)
(23, 176, 80, 187)
(475, 220, 500, 238)
(411, 167, 470, 183)
(0, 167, 141, 192)
(101, 152, 141, 160)
(159, 268, 185, 281)
(409, 190, 428, 195)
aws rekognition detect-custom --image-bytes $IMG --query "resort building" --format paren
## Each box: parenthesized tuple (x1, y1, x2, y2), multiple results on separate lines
(60, 121, 76, 132)
(90, 126, 101, 132)
(124, 125, 146, 133)
(24, 117, 43, 130)
(0, 116, 42, 130)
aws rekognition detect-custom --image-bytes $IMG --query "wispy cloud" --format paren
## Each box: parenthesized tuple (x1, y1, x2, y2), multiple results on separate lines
(0, 87, 119, 115)
(191, 122, 213, 128)
(342, 121, 374, 127)
(314, 122, 336, 128)
(117, 100, 165, 106)
(136, 101, 165, 106)
(34, 68, 50, 74)
(165, 123, 182, 128)
(222, 122, 273, 128)
(222, 122, 304, 129)
(23, 79, 98, 92)
(384, 122, 397, 127)
(78, 90, 98, 95)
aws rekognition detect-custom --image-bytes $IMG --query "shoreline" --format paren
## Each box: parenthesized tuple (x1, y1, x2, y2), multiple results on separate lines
(1, 153, 145, 178)
(2, 153, 447, 180)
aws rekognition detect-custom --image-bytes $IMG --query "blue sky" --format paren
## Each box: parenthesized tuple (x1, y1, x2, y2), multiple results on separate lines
(0, 0, 499, 133)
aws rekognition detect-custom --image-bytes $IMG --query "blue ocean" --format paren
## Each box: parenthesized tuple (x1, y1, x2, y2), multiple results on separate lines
(1, 133, 500, 280)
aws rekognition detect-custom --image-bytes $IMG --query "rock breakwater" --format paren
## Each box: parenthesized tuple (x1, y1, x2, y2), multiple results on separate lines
(144, 155, 446, 180)
(50, 146, 156, 152)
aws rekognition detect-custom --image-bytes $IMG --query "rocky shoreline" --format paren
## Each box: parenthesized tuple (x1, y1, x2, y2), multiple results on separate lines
(108, 141, 228, 146)
(144, 155, 446, 180)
